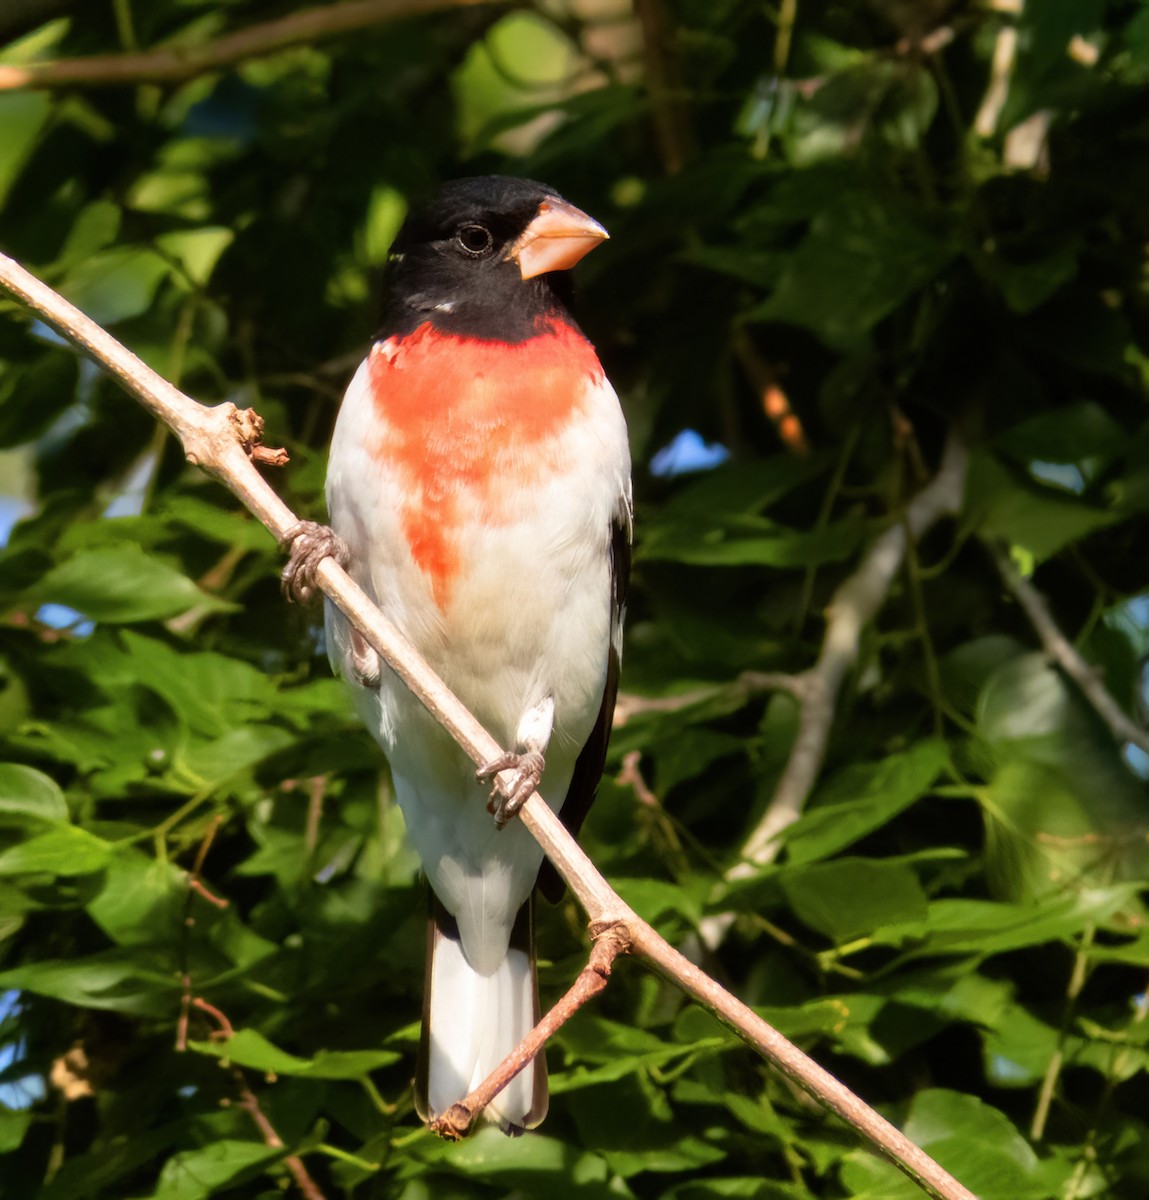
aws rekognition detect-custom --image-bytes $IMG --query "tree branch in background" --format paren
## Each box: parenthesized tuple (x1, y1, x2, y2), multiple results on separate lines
(0, 0, 501, 91)
(0, 250, 978, 1200)
(973, 1, 1021, 137)
(992, 545, 1149, 755)
(732, 331, 810, 457)
(613, 670, 804, 728)
(738, 432, 968, 872)
(632, 0, 693, 174)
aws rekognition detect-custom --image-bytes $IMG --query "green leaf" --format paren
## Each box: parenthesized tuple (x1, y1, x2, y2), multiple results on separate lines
(751, 190, 955, 348)
(0, 825, 110, 876)
(60, 247, 172, 326)
(182, 725, 296, 786)
(0, 352, 79, 448)
(612, 876, 705, 925)
(984, 242, 1080, 314)
(779, 858, 929, 943)
(189, 1029, 400, 1079)
(0, 763, 68, 823)
(26, 546, 234, 623)
(412, 1125, 610, 1191)
(995, 401, 1126, 468)
(871, 885, 1139, 957)
(0, 1108, 32, 1154)
(901, 1089, 1041, 1197)
(55, 200, 123, 271)
(148, 1139, 280, 1200)
(155, 228, 234, 288)
(782, 739, 949, 864)
(840, 1089, 1044, 1199)
(119, 631, 277, 739)
(0, 92, 52, 208)
(85, 847, 184, 947)
(159, 496, 276, 552)
(964, 452, 1118, 561)
(0, 951, 174, 1014)
(660, 454, 831, 520)
(640, 511, 862, 567)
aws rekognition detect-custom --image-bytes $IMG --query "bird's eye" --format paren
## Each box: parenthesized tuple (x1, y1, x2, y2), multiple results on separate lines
(455, 223, 494, 256)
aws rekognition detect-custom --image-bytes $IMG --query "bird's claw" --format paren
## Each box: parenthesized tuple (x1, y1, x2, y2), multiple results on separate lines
(280, 520, 350, 605)
(478, 749, 546, 830)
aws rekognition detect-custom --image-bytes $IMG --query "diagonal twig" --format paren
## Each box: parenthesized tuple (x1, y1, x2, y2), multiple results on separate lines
(234, 1070, 327, 1200)
(0, 0, 503, 92)
(992, 545, 1149, 755)
(432, 921, 631, 1139)
(0, 248, 977, 1200)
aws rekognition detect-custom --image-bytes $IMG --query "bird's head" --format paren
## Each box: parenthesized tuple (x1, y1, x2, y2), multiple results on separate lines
(378, 176, 608, 342)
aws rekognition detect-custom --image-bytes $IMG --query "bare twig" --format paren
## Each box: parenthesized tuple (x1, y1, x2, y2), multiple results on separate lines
(234, 1070, 327, 1200)
(0, 0, 502, 92)
(733, 331, 809, 457)
(613, 670, 803, 728)
(176, 814, 227, 1051)
(432, 921, 631, 1139)
(992, 547, 1149, 755)
(735, 431, 968, 873)
(0, 250, 977, 1200)
(193, 989, 326, 1198)
(304, 775, 327, 869)
(617, 750, 692, 879)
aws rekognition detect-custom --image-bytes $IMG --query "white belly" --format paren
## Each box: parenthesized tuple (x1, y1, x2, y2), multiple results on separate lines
(324, 345, 629, 970)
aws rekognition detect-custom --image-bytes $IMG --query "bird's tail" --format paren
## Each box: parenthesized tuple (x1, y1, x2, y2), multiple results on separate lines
(415, 898, 547, 1134)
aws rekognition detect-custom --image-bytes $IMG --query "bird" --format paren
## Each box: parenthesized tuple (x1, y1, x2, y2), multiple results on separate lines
(283, 176, 631, 1134)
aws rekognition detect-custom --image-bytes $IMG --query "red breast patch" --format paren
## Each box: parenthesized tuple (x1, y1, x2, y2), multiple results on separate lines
(368, 320, 604, 607)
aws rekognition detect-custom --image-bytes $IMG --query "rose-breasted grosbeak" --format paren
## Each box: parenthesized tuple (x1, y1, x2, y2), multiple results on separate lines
(288, 177, 631, 1132)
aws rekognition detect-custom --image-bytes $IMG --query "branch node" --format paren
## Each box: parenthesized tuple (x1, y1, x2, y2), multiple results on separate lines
(251, 443, 290, 467)
(588, 919, 632, 972)
(227, 405, 289, 467)
(430, 1103, 474, 1141)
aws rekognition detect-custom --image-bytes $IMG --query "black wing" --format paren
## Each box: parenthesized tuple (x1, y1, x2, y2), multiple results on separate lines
(536, 491, 632, 903)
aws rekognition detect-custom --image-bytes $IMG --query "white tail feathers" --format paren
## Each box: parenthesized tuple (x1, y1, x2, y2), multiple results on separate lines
(421, 912, 547, 1132)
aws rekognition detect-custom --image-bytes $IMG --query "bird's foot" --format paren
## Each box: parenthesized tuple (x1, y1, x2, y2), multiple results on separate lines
(478, 749, 546, 830)
(280, 520, 350, 604)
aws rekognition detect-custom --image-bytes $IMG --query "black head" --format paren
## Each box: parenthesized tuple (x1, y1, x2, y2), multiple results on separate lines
(377, 176, 608, 343)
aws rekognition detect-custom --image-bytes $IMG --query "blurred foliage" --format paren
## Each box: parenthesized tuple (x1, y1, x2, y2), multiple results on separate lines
(1, 1, 1149, 1197)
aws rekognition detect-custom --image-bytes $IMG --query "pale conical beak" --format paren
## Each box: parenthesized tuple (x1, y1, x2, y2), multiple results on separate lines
(505, 197, 609, 280)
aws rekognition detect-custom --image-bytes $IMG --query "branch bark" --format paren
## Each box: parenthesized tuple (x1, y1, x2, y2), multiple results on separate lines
(735, 431, 968, 874)
(0, 0, 502, 92)
(992, 545, 1149, 755)
(0, 249, 977, 1200)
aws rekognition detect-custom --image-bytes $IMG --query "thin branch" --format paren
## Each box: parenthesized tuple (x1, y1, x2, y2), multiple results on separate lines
(732, 332, 810, 457)
(973, 8, 1020, 138)
(613, 670, 803, 728)
(432, 921, 631, 1139)
(234, 1070, 328, 1200)
(632, 0, 692, 174)
(734, 431, 968, 874)
(0, 250, 977, 1200)
(617, 750, 693, 880)
(194, 991, 326, 1198)
(0, 0, 502, 92)
(992, 546, 1149, 755)
(304, 775, 327, 871)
